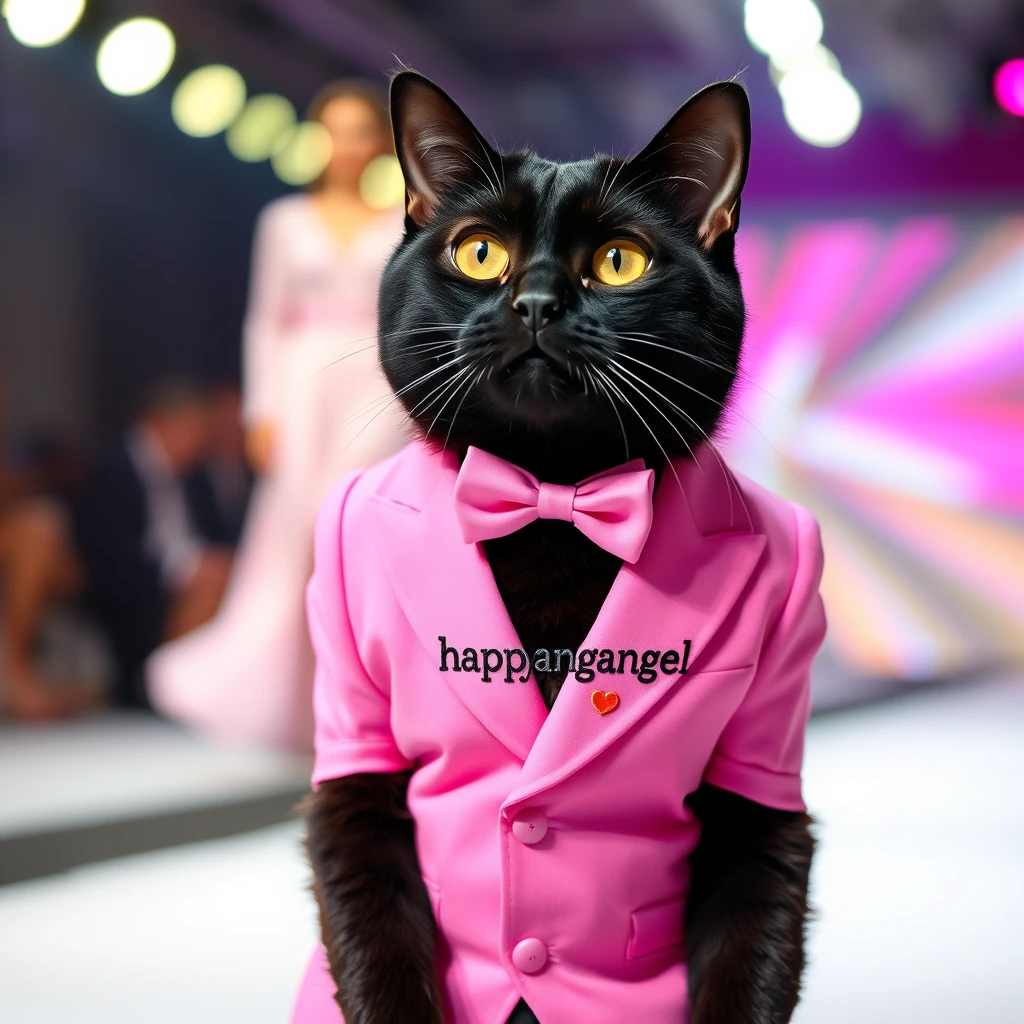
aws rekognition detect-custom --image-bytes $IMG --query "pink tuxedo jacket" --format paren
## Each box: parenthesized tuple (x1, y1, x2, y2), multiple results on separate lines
(291, 438, 827, 1024)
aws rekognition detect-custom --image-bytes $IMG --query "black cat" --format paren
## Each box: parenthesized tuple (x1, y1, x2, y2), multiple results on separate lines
(301, 71, 815, 1024)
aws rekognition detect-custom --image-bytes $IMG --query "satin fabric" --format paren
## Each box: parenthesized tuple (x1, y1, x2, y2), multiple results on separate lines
(453, 445, 656, 563)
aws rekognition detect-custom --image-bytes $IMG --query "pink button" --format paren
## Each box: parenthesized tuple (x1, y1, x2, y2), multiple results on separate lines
(511, 808, 548, 845)
(511, 937, 548, 973)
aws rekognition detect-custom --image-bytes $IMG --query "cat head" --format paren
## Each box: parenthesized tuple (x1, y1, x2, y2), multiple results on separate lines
(378, 71, 750, 482)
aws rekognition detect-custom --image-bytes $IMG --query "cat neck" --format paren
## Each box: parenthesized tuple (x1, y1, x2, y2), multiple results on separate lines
(420, 431, 684, 486)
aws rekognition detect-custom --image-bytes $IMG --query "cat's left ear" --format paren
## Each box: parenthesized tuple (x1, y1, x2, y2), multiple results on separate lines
(389, 71, 501, 227)
(628, 81, 750, 249)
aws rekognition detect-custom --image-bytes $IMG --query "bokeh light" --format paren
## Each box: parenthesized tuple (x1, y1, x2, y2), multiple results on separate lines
(172, 65, 247, 138)
(779, 65, 862, 146)
(96, 18, 176, 97)
(2, 0, 85, 48)
(225, 94, 296, 163)
(993, 59, 1024, 117)
(744, 0, 823, 62)
(359, 155, 406, 210)
(271, 121, 332, 185)
(769, 42, 840, 88)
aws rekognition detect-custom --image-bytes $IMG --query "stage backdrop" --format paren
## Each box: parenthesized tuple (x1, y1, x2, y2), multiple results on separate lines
(724, 214, 1024, 684)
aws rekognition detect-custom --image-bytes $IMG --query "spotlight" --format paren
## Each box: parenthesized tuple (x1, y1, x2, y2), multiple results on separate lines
(172, 65, 247, 138)
(226, 94, 295, 163)
(359, 155, 405, 210)
(271, 122, 332, 185)
(993, 59, 1024, 117)
(744, 0, 823, 62)
(2, 0, 85, 48)
(778, 65, 862, 146)
(97, 18, 175, 97)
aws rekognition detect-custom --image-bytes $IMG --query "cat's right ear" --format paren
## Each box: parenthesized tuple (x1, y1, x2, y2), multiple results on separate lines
(390, 72, 501, 227)
(627, 81, 751, 250)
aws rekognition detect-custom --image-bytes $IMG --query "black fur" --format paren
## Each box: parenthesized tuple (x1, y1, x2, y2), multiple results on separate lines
(377, 78, 748, 485)
(300, 773, 445, 1024)
(302, 70, 814, 1024)
(684, 787, 816, 1024)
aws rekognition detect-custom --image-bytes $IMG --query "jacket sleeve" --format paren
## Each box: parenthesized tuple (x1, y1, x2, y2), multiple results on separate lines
(307, 474, 415, 789)
(241, 202, 290, 427)
(702, 503, 827, 813)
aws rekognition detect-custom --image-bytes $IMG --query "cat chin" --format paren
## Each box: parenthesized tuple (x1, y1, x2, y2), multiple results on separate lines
(485, 357, 588, 425)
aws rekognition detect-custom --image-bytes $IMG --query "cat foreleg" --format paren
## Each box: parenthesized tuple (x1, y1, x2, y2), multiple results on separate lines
(301, 772, 445, 1024)
(684, 783, 815, 1024)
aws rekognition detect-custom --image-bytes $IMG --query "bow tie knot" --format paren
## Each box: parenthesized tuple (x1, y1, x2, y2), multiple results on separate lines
(536, 481, 577, 522)
(453, 446, 656, 563)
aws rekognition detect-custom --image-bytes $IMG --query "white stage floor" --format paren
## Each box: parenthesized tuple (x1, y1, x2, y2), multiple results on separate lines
(0, 712, 312, 839)
(1, 671, 1021, 1023)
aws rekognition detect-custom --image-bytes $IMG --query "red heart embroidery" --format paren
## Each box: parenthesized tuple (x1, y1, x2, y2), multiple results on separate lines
(591, 690, 619, 715)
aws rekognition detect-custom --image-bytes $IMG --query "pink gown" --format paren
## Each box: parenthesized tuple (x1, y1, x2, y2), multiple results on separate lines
(145, 194, 410, 749)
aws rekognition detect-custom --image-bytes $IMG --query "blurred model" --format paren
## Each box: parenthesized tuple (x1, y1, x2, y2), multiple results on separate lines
(146, 81, 409, 749)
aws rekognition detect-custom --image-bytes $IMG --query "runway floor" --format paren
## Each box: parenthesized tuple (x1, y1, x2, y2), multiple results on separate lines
(1, 670, 1020, 1023)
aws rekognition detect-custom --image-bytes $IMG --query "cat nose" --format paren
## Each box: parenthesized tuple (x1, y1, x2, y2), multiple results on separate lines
(512, 274, 566, 333)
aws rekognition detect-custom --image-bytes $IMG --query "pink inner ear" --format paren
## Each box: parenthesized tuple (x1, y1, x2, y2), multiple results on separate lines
(699, 203, 739, 249)
(406, 190, 430, 228)
(392, 74, 500, 227)
(631, 83, 749, 243)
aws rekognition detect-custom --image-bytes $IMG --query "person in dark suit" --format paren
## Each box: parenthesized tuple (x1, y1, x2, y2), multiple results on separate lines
(183, 385, 254, 549)
(71, 381, 233, 710)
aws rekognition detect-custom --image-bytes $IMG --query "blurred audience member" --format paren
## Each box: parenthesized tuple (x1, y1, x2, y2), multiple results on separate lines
(146, 78, 409, 750)
(184, 384, 254, 549)
(0, 430, 90, 720)
(71, 380, 232, 710)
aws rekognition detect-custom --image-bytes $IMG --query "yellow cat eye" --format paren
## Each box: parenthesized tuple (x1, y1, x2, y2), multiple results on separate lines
(453, 233, 510, 281)
(592, 239, 648, 286)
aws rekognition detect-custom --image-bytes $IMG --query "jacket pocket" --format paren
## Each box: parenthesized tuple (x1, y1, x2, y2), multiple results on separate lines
(626, 894, 686, 960)
(423, 876, 442, 927)
(688, 663, 754, 678)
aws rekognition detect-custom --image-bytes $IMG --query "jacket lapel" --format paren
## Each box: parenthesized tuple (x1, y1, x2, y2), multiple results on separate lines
(503, 448, 766, 807)
(369, 444, 549, 763)
(369, 441, 766, 792)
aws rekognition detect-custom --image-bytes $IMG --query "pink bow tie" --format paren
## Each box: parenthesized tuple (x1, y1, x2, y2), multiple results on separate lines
(453, 446, 655, 563)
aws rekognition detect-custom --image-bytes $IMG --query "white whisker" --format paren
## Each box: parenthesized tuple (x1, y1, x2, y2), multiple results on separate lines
(590, 365, 685, 500)
(606, 359, 753, 531)
(614, 347, 783, 463)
